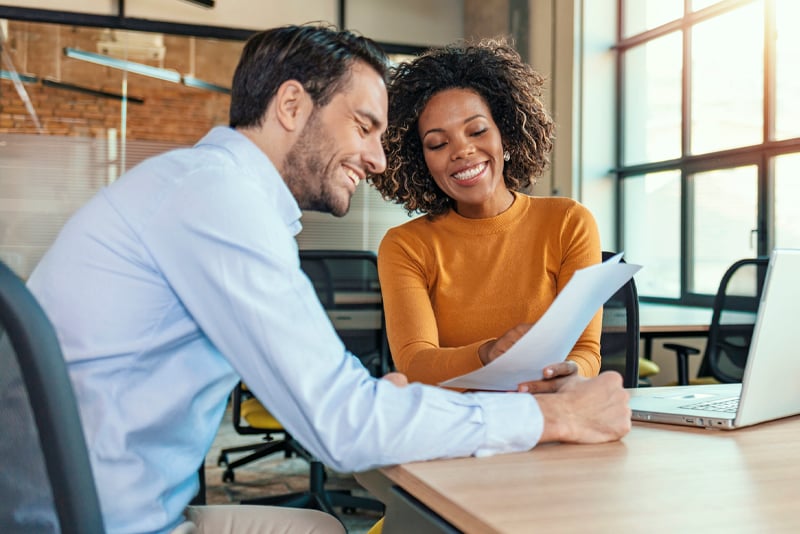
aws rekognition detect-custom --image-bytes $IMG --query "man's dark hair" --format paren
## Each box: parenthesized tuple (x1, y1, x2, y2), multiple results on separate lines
(229, 23, 389, 128)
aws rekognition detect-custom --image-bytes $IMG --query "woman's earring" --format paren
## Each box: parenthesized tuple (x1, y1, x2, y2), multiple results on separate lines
(503, 151, 511, 162)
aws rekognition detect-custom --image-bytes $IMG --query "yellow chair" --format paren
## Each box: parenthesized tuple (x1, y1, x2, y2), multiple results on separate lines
(367, 517, 384, 534)
(637, 357, 661, 383)
(217, 383, 296, 483)
(219, 382, 385, 519)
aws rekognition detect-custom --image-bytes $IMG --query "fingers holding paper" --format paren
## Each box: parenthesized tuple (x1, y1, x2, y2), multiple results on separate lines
(477, 323, 534, 366)
(517, 360, 581, 393)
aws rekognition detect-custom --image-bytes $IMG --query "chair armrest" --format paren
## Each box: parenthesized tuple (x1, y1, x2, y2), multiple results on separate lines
(662, 343, 701, 386)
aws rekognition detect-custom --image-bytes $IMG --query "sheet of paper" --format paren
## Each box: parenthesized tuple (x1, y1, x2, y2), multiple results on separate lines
(439, 253, 642, 391)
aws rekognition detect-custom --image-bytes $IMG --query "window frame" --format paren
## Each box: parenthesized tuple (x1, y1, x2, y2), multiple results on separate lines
(614, 0, 800, 307)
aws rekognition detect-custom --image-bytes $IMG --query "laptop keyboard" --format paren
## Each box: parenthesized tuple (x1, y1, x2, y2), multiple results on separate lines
(679, 397, 740, 413)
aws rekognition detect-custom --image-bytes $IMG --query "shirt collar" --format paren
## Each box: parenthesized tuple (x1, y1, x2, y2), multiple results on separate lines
(196, 126, 303, 236)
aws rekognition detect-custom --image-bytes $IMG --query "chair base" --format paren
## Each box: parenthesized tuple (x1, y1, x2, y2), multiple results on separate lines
(240, 460, 384, 520)
(218, 439, 295, 483)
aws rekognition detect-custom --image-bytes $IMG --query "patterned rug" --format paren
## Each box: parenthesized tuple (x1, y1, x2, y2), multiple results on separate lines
(204, 406, 383, 533)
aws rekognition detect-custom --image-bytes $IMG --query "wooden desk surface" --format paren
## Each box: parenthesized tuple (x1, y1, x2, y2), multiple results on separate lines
(374, 416, 800, 533)
(639, 302, 712, 333)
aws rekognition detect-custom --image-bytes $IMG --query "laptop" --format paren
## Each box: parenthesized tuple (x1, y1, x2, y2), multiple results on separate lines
(629, 248, 800, 430)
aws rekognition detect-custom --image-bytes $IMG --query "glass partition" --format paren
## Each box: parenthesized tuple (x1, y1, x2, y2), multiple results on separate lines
(0, 18, 414, 278)
(0, 20, 240, 277)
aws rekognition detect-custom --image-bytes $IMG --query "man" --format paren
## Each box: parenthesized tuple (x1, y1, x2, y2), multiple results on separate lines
(27, 24, 631, 534)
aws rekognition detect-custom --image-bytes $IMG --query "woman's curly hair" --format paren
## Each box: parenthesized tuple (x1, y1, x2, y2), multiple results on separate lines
(370, 38, 555, 217)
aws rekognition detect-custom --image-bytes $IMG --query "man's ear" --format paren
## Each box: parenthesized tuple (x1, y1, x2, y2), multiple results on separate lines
(274, 80, 312, 132)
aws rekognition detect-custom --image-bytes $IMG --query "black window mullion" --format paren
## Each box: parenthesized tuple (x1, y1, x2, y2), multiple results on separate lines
(681, 9, 692, 302)
(761, 0, 776, 255)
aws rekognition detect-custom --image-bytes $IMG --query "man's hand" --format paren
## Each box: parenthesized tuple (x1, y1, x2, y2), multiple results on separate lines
(535, 371, 631, 444)
(381, 372, 408, 387)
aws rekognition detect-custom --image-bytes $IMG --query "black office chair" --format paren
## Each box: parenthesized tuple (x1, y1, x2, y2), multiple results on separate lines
(300, 249, 391, 377)
(598, 251, 641, 388)
(0, 261, 105, 534)
(663, 257, 769, 385)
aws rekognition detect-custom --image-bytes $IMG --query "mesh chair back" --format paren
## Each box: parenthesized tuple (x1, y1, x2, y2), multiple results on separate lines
(300, 250, 389, 377)
(0, 261, 104, 534)
(702, 257, 769, 383)
(599, 251, 640, 388)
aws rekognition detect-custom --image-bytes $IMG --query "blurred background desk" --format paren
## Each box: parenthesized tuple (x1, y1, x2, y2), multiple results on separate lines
(639, 303, 712, 360)
(360, 415, 800, 533)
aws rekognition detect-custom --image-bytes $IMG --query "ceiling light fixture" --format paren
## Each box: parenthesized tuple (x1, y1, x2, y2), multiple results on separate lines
(182, 75, 230, 94)
(0, 70, 38, 83)
(62, 47, 231, 94)
(63, 47, 181, 83)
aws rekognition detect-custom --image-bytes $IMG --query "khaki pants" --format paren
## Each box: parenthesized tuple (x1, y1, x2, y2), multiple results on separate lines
(171, 505, 346, 534)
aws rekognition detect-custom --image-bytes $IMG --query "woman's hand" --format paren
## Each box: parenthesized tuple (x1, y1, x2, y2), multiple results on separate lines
(477, 323, 583, 393)
(478, 323, 534, 365)
(517, 360, 582, 393)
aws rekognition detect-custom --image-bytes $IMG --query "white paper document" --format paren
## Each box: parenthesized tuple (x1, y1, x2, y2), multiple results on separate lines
(439, 253, 642, 391)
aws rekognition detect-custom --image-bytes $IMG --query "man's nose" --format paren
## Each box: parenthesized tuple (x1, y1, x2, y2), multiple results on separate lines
(365, 135, 387, 174)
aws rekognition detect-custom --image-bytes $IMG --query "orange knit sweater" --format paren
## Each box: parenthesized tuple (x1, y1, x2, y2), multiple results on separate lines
(377, 193, 602, 387)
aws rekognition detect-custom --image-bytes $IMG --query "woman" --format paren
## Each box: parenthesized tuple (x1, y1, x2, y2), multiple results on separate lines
(371, 38, 602, 390)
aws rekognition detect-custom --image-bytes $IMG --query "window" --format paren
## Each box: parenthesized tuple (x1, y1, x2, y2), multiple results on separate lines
(617, 0, 800, 306)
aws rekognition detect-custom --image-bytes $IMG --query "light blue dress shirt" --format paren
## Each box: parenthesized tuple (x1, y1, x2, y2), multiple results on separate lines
(27, 127, 544, 534)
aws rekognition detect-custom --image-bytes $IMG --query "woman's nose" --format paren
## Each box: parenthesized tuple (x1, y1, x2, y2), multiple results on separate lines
(450, 138, 475, 160)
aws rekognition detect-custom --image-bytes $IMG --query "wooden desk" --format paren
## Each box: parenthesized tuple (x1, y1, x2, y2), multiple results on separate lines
(638, 303, 712, 360)
(360, 416, 800, 533)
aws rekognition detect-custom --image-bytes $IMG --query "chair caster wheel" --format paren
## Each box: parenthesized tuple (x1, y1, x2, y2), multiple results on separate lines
(222, 469, 235, 483)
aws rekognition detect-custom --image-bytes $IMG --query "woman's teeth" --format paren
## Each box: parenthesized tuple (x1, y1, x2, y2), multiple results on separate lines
(453, 162, 486, 181)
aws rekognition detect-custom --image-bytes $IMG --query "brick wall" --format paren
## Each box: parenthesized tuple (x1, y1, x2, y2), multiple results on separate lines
(1, 80, 232, 143)
(0, 21, 241, 143)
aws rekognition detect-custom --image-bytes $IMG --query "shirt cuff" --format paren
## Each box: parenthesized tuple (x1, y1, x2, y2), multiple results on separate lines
(469, 392, 543, 457)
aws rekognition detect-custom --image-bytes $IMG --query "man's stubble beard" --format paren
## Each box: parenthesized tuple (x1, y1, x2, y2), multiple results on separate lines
(283, 111, 352, 218)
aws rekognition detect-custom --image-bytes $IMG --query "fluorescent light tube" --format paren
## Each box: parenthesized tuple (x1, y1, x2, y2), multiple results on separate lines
(63, 47, 181, 83)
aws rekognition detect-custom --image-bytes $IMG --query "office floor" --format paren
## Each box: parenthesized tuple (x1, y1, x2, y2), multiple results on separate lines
(204, 405, 382, 534)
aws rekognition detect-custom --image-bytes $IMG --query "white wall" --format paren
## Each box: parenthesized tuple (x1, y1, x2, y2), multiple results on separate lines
(574, 0, 617, 251)
(528, 0, 583, 204)
(346, 0, 462, 46)
(527, 0, 616, 251)
(527, 0, 555, 197)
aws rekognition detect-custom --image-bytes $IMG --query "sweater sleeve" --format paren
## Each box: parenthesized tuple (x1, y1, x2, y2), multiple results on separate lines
(378, 229, 486, 387)
(378, 198, 603, 387)
(558, 202, 603, 377)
